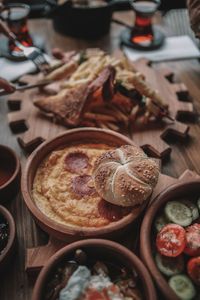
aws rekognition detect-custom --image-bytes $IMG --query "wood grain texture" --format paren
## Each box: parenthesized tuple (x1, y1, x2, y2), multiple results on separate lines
(0, 11, 200, 300)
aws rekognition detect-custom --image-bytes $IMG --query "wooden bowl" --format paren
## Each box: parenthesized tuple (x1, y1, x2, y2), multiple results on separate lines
(21, 127, 150, 242)
(140, 179, 200, 300)
(32, 239, 157, 300)
(0, 205, 16, 270)
(0, 144, 21, 202)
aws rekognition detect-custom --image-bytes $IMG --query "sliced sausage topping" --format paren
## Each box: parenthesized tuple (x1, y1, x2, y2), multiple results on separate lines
(64, 152, 89, 174)
(72, 175, 96, 197)
(98, 199, 131, 222)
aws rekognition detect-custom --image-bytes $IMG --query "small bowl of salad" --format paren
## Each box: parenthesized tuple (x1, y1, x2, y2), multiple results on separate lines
(140, 179, 200, 300)
(32, 239, 157, 300)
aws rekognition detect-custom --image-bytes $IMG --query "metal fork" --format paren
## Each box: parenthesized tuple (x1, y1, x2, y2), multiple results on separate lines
(0, 20, 49, 72)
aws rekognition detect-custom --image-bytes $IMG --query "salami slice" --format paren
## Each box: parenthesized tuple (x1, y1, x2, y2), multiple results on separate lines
(64, 152, 89, 174)
(72, 175, 96, 197)
(98, 199, 131, 222)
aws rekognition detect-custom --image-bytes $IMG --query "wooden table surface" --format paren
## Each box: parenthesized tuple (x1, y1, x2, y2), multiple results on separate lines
(0, 10, 200, 300)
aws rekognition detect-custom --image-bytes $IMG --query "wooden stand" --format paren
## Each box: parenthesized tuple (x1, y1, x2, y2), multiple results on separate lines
(7, 59, 194, 158)
(25, 169, 199, 274)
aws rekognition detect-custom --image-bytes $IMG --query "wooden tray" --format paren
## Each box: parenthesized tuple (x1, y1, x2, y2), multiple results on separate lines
(25, 169, 199, 274)
(7, 59, 194, 159)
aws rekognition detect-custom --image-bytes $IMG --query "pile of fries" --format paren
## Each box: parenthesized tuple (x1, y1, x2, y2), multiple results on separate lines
(35, 49, 170, 131)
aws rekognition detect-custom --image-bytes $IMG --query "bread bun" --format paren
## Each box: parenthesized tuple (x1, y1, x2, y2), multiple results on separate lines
(93, 145, 159, 207)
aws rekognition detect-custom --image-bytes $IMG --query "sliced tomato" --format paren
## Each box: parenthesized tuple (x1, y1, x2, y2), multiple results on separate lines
(184, 223, 200, 256)
(86, 289, 106, 300)
(187, 256, 200, 286)
(156, 224, 186, 257)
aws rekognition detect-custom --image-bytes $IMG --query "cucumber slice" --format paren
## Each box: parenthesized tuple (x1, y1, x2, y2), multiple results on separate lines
(165, 201, 193, 227)
(155, 253, 184, 276)
(182, 200, 199, 221)
(169, 275, 196, 300)
(154, 213, 169, 232)
(197, 198, 200, 212)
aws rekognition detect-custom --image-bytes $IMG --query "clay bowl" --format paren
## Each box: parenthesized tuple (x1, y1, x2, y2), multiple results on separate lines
(140, 179, 200, 300)
(0, 145, 21, 202)
(22, 127, 150, 242)
(32, 239, 157, 300)
(0, 205, 16, 270)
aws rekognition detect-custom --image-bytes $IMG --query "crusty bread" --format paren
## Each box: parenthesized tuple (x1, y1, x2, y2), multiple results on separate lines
(93, 145, 159, 207)
(34, 83, 90, 127)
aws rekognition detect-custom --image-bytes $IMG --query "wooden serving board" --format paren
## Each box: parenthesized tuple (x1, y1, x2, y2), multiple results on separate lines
(25, 169, 199, 275)
(7, 59, 194, 159)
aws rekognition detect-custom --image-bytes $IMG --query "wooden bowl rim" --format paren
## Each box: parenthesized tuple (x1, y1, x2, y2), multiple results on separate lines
(32, 238, 157, 300)
(0, 144, 21, 191)
(22, 127, 147, 237)
(0, 205, 16, 264)
(140, 179, 200, 300)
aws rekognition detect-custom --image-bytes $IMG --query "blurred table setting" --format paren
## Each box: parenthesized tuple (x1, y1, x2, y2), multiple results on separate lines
(0, 1, 200, 300)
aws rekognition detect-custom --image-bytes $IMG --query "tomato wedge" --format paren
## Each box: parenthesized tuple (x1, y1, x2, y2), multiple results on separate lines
(184, 223, 200, 256)
(86, 289, 106, 300)
(156, 224, 186, 257)
(187, 257, 200, 286)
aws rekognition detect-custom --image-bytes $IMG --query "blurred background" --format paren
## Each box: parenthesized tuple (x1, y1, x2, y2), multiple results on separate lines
(2, 0, 188, 17)
(2, 0, 198, 47)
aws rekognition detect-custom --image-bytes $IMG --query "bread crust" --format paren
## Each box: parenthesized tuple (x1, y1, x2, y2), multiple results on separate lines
(93, 145, 159, 207)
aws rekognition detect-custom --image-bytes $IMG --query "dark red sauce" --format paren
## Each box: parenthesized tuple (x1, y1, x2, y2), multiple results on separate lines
(0, 157, 15, 187)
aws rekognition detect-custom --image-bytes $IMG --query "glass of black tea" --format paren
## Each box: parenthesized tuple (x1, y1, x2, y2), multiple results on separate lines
(130, 0, 160, 47)
(1, 4, 33, 57)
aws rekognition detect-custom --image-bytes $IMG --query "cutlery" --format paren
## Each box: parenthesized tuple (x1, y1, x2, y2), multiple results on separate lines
(0, 79, 52, 97)
(0, 20, 49, 72)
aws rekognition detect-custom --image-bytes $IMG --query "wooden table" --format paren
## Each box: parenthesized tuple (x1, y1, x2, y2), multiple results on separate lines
(0, 10, 200, 300)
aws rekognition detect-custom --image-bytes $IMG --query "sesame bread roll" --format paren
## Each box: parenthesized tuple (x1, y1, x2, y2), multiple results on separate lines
(93, 145, 159, 207)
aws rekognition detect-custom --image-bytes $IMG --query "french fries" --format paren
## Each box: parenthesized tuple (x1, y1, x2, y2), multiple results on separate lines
(40, 48, 170, 131)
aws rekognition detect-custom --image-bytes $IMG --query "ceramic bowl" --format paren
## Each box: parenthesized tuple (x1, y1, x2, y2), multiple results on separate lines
(0, 144, 21, 202)
(0, 205, 16, 270)
(140, 179, 200, 300)
(22, 128, 151, 241)
(32, 239, 157, 300)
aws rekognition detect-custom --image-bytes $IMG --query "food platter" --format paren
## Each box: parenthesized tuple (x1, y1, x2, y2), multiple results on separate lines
(7, 51, 194, 159)
(2, 47, 199, 300)
(24, 151, 199, 274)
